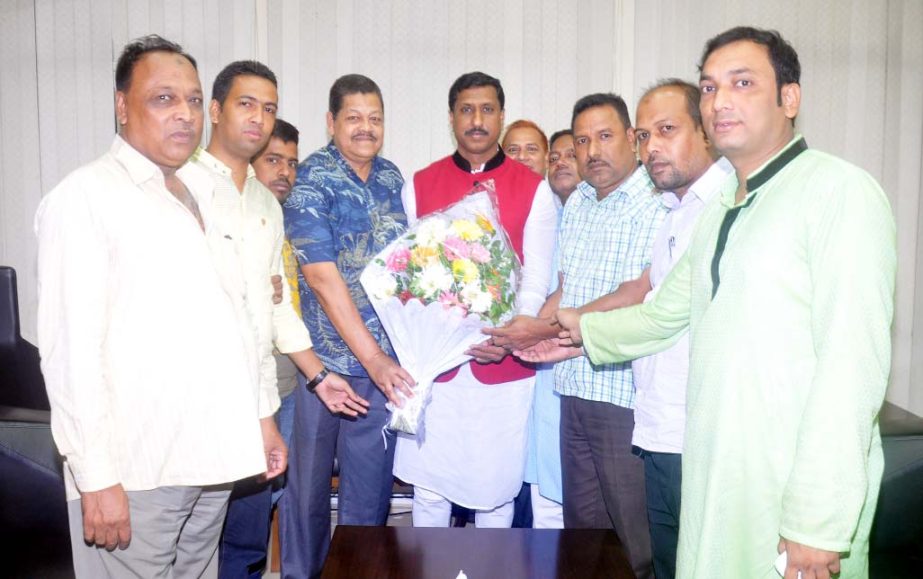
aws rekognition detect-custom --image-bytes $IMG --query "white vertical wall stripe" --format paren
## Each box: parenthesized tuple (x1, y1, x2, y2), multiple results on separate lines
(0, 0, 42, 345)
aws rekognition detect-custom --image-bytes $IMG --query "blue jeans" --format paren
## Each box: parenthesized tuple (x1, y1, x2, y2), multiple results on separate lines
(278, 374, 395, 579)
(218, 476, 272, 579)
(640, 449, 682, 579)
(218, 391, 296, 579)
(271, 392, 297, 506)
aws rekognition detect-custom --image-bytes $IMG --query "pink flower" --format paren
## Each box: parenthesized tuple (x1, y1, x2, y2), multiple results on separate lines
(438, 291, 465, 310)
(386, 248, 411, 272)
(442, 236, 471, 261)
(469, 243, 491, 264)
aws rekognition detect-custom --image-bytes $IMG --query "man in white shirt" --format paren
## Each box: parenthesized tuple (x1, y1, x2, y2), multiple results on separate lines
(35, 35, 274, 578)
(629, 79, 732, 579)
(546, 130, 580, 205)
(395, 72, 557, 529)
(187, 61, 368, 579)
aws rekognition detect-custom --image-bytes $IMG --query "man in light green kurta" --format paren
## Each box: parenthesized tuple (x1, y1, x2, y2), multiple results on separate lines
(535, 28, 896, 579)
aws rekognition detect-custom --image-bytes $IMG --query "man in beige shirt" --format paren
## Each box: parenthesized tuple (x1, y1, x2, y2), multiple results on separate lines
(187, 61, 368, 578)
(36, 36, 277, 579)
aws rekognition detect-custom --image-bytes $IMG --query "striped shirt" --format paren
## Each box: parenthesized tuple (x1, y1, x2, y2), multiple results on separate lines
(554, 165, 665, 407)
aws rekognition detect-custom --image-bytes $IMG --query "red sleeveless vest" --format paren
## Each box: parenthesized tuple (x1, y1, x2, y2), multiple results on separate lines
(413, 153, 539, 385)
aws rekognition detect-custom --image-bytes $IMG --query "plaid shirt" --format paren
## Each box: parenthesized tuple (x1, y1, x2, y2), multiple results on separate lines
(554, 166, 666, 407)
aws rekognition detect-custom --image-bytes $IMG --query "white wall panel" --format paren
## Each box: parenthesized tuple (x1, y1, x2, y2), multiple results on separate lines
(1, 0, 921, 413)
(885, 0, 923, 414)
(0, 0, 43, 343)
(266, 0, 600, 176)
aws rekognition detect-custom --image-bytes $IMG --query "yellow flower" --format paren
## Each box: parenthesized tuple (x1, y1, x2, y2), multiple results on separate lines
(451, 219, 484, 241)
(451, 258, 479, 283)
(475, 213, 495, 235)
(411, 245, 439, 267)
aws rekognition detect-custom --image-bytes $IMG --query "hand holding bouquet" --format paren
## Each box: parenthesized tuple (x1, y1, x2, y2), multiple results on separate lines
(360, 182, 520, 434)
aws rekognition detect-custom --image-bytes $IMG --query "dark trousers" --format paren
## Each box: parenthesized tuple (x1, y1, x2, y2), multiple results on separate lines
(511, 483, 533, 528)
(560, 395, 652, 579)
(218, 476, 272, 579)
(640, 450, 682, 579)
(279, 374, 395, 579)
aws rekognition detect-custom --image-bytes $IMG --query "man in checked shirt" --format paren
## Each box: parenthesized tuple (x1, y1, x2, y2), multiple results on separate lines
(493, 92, 666, 579)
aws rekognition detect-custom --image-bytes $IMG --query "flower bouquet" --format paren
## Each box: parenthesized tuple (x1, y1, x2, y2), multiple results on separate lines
(360, 181, 521, 435)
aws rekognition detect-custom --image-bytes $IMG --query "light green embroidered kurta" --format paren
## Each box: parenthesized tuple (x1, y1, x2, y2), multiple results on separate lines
(581, 136, 895, 578)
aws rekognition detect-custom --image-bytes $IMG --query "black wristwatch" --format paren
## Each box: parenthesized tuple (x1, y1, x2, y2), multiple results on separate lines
(306, 368, 329, 392)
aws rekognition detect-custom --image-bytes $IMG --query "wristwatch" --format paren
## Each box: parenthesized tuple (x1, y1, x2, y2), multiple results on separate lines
(306, 368, 329, 392)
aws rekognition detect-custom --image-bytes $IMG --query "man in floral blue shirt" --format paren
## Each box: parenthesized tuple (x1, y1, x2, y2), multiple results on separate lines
(279, 74, 414, 579)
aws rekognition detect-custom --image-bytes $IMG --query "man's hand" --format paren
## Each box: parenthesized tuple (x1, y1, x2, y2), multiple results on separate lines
(554, 308, 584, 346)
(260, 417, 288, 481)
(514, 338, 584, 364)
(271, 274, 283, 305)
(365, 351, 415, 407)
(81, 484, 131, 550)
(465, 338, 509, 364)
(778, 537, 841, 579)
(482, 315, 558, 351)
(315, 372, 371, 417)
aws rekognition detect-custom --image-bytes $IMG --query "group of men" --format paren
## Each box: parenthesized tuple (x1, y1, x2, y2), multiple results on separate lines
(35, 24, 894, 579)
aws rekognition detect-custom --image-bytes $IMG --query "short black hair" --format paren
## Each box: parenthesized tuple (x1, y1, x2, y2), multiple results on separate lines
(640, 79, 703, 130)
(549, 129, 573, 149)
(449, 72, 505, 111)
(271, 118, 299, 145)
(571, 93, 631, 132)
(699, 26, 800, 105)
(115, 35, 197, 92)
(329, 74, 383, 118)
(212, 60, 277, 106)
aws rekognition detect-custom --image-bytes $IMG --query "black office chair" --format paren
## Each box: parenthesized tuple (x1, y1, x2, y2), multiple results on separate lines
(0, 266, 49, 411)
(0, 265, 72, 578)
(870, 401, 923, 578)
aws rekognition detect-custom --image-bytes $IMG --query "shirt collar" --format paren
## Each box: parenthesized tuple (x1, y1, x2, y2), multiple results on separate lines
(190, 146, 256, 181)
(111, 135, 163, 186)
(326, 141, 380, 182)
(684, 157, 735, 205)
(575, 163, 650, 203)
(719, 134, 808, 207)
(452, 147, 505, 173)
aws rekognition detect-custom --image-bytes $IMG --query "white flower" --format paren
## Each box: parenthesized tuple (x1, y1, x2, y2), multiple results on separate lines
(415, 218, 448, 248)
(418, 264, 454, 297)
(461, 282, 492, 314)
(366, 272, 397, 300)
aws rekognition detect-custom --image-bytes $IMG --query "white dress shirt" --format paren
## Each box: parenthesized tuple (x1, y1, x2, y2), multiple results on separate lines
(185, 149, 312, 417)
(36, 136, 267, 500)
(631, 157, 733, 453)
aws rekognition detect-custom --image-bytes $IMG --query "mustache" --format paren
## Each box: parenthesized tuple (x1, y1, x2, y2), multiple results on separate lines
(270, 179, 292, 190)
(465, 127, 489, 137)
(352, 131, 378, 141)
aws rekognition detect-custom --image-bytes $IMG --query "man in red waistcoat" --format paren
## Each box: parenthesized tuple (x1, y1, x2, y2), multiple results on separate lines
(393, 72, 558, 527)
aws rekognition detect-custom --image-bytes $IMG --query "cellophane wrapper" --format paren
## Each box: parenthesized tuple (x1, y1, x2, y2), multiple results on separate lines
(360, 181, 521, 435)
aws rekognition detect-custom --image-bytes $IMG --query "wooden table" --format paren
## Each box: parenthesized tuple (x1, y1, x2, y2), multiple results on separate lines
(320, 526, 634, 579)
